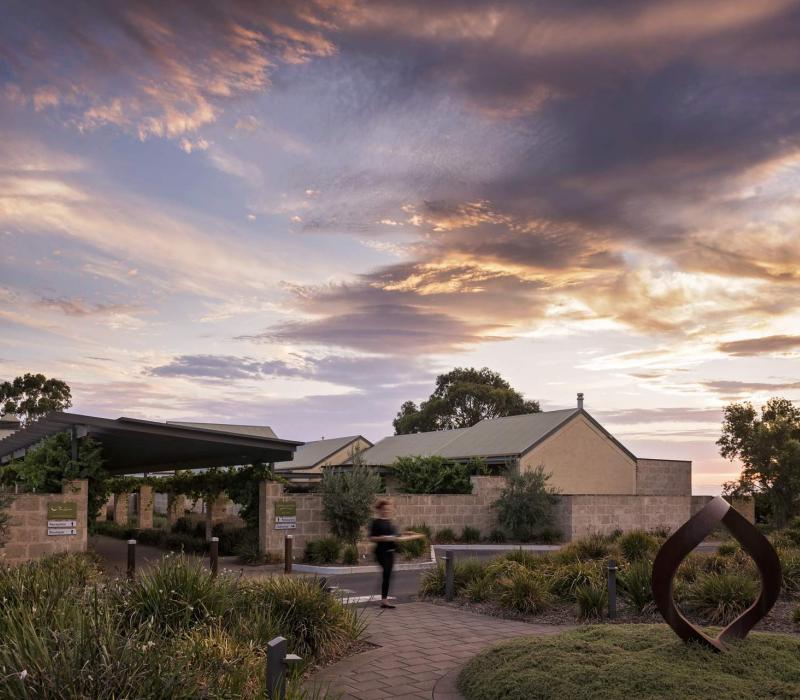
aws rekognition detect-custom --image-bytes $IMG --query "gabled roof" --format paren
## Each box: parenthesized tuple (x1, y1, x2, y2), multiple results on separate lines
(276, 435, 371, 470)
(359, 408, 636, 465)
(359, 427, 471, 465)
(439, 409, 579, 459)
(167, 421, 277, 439)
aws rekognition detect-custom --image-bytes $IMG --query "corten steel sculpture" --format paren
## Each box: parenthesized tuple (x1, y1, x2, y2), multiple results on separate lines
(651, 496, 781, 652)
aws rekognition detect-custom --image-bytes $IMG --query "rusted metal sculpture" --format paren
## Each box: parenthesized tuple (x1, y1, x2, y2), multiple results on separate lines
(651, 496, 781, 652)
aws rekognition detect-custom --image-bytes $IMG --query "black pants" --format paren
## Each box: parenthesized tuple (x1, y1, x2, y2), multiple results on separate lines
(376, 549, 394, 598)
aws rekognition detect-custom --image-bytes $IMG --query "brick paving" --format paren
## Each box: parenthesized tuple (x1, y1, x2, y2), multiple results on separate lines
(307, 603, 569, 699)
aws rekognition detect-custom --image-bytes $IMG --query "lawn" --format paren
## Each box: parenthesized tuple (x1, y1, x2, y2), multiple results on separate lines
(457, 624, 800, 700)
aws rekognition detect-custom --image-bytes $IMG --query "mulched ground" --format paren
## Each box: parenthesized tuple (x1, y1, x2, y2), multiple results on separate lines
(428, 595, 800, 635)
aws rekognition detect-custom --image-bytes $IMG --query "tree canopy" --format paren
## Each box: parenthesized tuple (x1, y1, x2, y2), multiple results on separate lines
(718, 397, 800, 527)
(393, 367, 540, 434)
(0, 373, 72, 424)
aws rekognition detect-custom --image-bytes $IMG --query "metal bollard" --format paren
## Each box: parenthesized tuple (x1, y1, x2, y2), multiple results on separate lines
(606, 558, 617, 619)
(444, 550, 455, 601)
(284, 534, 293, 574)
(266, 636, 302, 700)
(127, 539, 136, 580)
(210, 536, 219, 577)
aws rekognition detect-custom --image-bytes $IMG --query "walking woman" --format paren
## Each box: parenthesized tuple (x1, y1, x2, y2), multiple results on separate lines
(368, 499, 401, 608)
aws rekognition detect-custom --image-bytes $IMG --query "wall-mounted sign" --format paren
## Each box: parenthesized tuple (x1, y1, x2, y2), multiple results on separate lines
(48, 528, 77, 536)
(47, 520, 77, 528)
(47, 502, 77, 520)
(274, 500, 297, 529)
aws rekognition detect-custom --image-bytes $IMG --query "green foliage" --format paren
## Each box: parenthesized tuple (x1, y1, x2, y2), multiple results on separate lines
(575, 583, 607, 620)
(794, 604, 800, 624)
(548, 559, 604, 601)
(557, 533, 616, 562)
(457, 625, 800, 700)
(397, 534, 427, 559)
(0, 373, 71, 424)
(618, 559, 654, 613)
(0, 553, 356, 698)
(434, 527, 457, 543)
(0, 493, 10, 548)
(419, 558, 487, 597)
(487, 528, 506, 543)
(342, 544, 359, 566)
(320, 466, 381, 545)
(503, 550, 543, 569)
(391, 455, 473, 494)
(535, 527, 561, 544)
(460, 525, 481, 543)
(491, 466, 559, 541)
(393, 367, 540, 434)
(235, 532, 272, 565)
(717, 541, 740, 556)
(463, 573, 494, 603)
(494, 567, 552, 614)
(718, 397, 800, 527)
(778, 547, 800, 596)
(409, 523, 432, 539)
(12, 432, 108, 525)
(305, 536, 342, 564)
(684, 571, 758, 625)
(163, 532, 208, 553)
(618, 530, 657, 561)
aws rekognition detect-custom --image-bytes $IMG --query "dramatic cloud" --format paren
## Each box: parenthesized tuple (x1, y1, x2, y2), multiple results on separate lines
(702, 380, 800, 398)
(718, 335, 800, 356)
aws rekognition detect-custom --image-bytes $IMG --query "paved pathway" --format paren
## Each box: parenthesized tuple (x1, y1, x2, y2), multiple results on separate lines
(308, 602, 568, 700)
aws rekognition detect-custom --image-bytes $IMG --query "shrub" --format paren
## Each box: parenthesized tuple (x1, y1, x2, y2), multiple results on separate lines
(419, 558, 487, 597)
(134, 527, 166, 546)
(575, 583, 607, 620)
(794, 604, 800, 624)
(558, 533, 614, 562)
(778, 548, 800, 595)
(342, 544, 359, 566)
(549, 560, 604, 601)
(435, 527, 457, 543)
(94, 520, 136, 539)
(535, 527, 561, 544)
(618, 559, 654, 613)
(684, 572, 758, 625)
(716, 541, 739, 557)
(494, 568, 552, 614)
(503, 550, 543, 569)
(391, 455, 473, 494)
(492, 467, 559, 541)
(487, 528, 506, 543)
(649, 525, 671, 539)
(409, 523, 432, 540)
(463, 574, 494, 603)
(320, 466, 381, 545)
(305, 537, 342, 564)
(120, 555, 232, 632)
(215, 526, 251, 556)
(235, 532, 270, 565)
(460, 526, 481, 543)
(397, 534, 427, 560)
(676, 553, 703, 583)
(163, 532, 207, 553)
(618, 530, 657, 561)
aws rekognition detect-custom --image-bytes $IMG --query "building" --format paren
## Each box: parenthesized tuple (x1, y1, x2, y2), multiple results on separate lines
(359, 394, 690, 498)
(275, 435, 373, 477)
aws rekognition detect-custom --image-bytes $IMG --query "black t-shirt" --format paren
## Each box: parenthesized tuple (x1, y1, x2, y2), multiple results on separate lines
(370, 518, 397, 554)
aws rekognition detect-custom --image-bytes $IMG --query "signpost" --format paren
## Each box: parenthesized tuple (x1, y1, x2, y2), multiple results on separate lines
(274, 500, 297, 530)
(47, 502, 78, 536)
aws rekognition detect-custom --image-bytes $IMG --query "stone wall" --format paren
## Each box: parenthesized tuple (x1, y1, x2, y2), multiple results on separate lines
(259, 476, 507, 556)
(0, 480, 88, 566)
(636, 458, 691, 496)
(560, 494, 693, 540)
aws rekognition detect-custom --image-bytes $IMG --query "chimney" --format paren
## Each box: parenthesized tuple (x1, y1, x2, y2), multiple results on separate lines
(577, 392, 584, 410)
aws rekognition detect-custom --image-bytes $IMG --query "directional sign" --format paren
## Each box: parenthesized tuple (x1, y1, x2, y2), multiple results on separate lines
(274, 522, 297, 530)
(48, 528, 77, 536)
(47, 520, 77, 528)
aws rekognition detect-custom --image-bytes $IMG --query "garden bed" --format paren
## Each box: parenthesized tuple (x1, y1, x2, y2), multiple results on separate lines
(457, 624, 800, 700)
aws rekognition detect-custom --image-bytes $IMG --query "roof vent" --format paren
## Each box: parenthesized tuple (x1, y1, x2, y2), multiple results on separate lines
(577, 393, 584, 410)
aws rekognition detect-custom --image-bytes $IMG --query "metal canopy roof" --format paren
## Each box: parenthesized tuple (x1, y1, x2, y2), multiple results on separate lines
(0, 412, 303, 473)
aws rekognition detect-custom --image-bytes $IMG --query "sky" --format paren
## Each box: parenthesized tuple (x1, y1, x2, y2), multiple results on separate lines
(2, 1, 800, 494)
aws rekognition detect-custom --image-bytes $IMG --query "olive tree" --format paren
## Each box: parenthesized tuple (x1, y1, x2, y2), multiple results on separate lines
(492, 466, 559, 541)
(320, 465, 381, 546)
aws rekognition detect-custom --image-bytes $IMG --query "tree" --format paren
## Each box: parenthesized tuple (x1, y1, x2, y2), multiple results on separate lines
(0, 373, 72, 424)
(393, 367, 540, 434)
(320, 466, 381, 545)
(492, 466, 560, 541)
(717, 397, 800, 527)
(12, 432, 108, 525)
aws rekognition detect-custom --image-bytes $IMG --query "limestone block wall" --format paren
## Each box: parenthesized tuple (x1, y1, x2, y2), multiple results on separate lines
(0, 480, 88, 566)
(563, 495, 692, 540)
(259, 476, 507, 556)
(636, 458, 691, 496)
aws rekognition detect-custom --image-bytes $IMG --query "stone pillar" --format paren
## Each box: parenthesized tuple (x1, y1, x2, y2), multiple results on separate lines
(258, 481, 284, 555)
(113, 492, 130, 526)
(138, 485, 154, 530)
(62, 479, 89, 553)
(730, 496, 756, 524)
(210, 494, 232, 523)
(167, 494, 187, 526)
